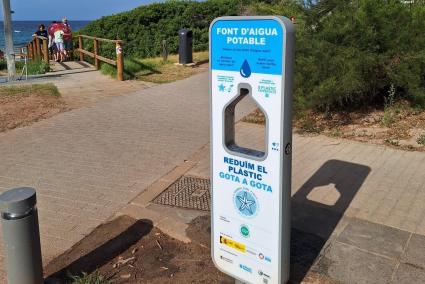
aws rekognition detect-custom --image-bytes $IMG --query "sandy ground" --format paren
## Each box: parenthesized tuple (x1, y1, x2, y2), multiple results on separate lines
(0, 86, 68, 133)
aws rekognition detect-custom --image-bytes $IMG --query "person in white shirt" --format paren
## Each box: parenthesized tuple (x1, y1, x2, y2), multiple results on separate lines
(54, 29, 65, 62)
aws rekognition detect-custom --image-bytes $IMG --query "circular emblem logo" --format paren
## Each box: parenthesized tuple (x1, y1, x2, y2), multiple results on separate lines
(233, 188, 259, 218)
(240, 225, 250, 238)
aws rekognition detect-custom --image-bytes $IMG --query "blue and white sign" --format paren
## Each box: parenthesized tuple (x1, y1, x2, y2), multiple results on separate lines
(211, 19, 283, 76)
(210, 16, 295, 284)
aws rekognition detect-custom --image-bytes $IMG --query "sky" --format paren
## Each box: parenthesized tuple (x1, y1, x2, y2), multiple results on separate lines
(0, 0, 161, 21)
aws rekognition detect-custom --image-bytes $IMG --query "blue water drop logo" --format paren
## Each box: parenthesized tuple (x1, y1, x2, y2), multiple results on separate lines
(240, 60, 251, 78)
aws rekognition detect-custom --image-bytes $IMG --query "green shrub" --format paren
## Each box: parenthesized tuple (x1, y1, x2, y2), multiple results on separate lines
(15, 59, 50, 75)
(297, 111, 323, 133)
(385, 138, 400, 147)
(69, 271, 110, 284)
(331, 127, 343, 138)
(83, 0, 425, 112)
(1, 59, 50, 75)
(101, 58, 160, 80)
(417, 134, 425, 146)
(250, 0, 425, 112)
(78, 0, 241, 59)
(0, 60, 7, 70)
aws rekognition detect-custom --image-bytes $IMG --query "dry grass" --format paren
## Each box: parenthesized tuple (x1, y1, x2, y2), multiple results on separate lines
(244, 101, 425, 151)
(101, 51, 209, 83)
(243, 108, 266, 124)
(137, 51, 209, 83)
(0, 83, 60, 97)
(0, 83, 67, 132)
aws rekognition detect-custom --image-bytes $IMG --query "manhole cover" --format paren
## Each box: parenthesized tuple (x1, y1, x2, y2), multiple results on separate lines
(152, 176, 211, 211)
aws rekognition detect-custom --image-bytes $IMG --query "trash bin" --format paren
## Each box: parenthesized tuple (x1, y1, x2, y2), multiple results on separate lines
(0, 187, 43, 284)
(178, 28, 193, 64)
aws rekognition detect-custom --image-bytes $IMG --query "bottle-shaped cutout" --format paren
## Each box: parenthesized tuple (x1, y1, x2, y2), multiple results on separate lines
(240, 60, 252, 78)
(224, 85, 267, 159)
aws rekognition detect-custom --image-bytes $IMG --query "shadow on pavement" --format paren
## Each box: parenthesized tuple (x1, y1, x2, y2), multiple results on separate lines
(57, 62, 73, 70)
(75, 61, 92, 68)
(290, 159, 371, 283)
(44, 216, 153, 283)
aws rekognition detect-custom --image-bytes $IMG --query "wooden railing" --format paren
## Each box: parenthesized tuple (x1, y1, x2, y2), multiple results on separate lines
(76, 35, 124, 81)
(26, 36, 49, 64)
(24, 34, 124, 81)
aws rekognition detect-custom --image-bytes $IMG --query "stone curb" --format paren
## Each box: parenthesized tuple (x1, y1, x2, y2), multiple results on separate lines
(114, 143, 210, 242)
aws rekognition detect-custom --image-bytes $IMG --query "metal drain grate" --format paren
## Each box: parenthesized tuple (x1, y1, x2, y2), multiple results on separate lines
(153, 176, 211, 211)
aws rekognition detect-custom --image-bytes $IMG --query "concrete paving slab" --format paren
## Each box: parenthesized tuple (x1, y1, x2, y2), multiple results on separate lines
(401, 234, 425, 269)
(393, 263, 425, 284)
(179, 121, 425, 282)
(337, 218, 411, 259)
(156, 217, 191, 243)
(0, 72, 256, 266)
(315, 241, 397, 284)
(290, 227, 330, 282)
(291, 200, 349, 241)
(2, 62, 425, 283)
(146, 203, 208, 224)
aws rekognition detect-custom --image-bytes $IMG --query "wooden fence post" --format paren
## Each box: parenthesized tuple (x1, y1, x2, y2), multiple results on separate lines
(162, 40, 168, 62)
(69, 37, 74, 61)
(93, 38, 99, 70)
(35, 37, 41, 58)
(27, 44, 33, 59)
(42, 38, 49, 63)
(32, 38, 37, 59)
(116, 41, 124, 81)
(78, 36, 84, 61)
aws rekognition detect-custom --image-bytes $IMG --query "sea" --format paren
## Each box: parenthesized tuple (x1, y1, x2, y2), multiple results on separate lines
(0, 21, 91, 49)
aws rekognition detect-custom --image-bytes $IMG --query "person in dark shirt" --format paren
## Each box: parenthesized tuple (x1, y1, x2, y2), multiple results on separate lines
(33, 24, 48, 38)
(33, 24, 48, 60)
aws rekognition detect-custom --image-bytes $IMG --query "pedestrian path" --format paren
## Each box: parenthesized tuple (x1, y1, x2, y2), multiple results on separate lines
(1, 70, 425, 282)
(2, 61, 155, 108)
(46, 61, 157, 108)
(118, 120, 425, 283)
(232, 123, 425, 283)
(0, 72, 255, 279)
(228, 123, 425, 236)
(124, 121, 425, 283)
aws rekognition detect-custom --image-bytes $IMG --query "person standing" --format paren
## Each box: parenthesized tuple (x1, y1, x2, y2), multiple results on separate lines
(48, 33, 58, 62)
(33, 24, 48, 38)
(62, 18, 73, 59)
(33, 24, 48, 59)
(48, 21, 59, 61)
(54, 29, 65, 62)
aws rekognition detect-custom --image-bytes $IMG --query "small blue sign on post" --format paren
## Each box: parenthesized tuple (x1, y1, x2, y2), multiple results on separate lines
(210, 16, 295, 284)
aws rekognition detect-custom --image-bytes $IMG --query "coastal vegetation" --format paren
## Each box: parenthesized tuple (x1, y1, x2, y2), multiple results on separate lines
(78, 0, 240, 59)
(0, 58, 50, 75)
(80, 0, 425, 113)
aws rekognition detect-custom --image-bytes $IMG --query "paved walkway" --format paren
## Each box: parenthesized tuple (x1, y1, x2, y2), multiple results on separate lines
(183, 121, 425, 236)
(1, 68, 425, 282)
(43, 61, 156, 108)
(229, 123, 425, 236)
(121, 121, 425, 283)
(188, 123, 425, 283)
(0, 71, 255, 279)
(3, 61, 155, 108)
